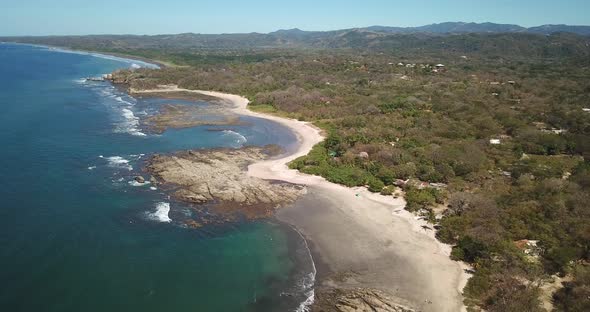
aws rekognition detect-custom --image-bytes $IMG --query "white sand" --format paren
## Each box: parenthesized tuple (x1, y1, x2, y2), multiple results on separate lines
(132, 86, 470, 311)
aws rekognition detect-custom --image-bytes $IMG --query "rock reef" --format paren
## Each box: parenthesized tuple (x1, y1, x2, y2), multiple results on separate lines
(146, 146, 305, 218)
(145, 103, 245, 133)
(313, 288, 415, 312)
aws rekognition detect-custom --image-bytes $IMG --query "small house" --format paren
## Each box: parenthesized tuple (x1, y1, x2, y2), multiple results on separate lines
(433, 64, 446, 73)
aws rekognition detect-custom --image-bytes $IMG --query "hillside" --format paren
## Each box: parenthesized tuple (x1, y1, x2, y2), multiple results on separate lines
(2, 31, 589, 64)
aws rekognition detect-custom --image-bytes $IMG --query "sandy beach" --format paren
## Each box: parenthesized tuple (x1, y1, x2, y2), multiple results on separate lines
(131, 86, 470, 311)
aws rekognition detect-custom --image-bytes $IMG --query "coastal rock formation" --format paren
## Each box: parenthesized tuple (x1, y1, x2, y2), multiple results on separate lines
(134, 176, 145, 183)
(144, 104, 244, 133)
(146, 146, 305, 218)
(313, 288, 415, 312)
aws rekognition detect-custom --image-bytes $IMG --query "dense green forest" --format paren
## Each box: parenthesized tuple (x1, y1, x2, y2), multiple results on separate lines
(7, 31, 590, 311)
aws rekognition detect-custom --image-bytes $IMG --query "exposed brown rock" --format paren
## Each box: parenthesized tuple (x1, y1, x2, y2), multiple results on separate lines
(144, 103, 245, 133)
(313, 288, 415, 312)
(146, 146, 305, 219)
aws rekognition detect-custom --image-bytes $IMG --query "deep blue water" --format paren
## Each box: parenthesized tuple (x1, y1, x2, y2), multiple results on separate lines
(0, 43, 313, 312)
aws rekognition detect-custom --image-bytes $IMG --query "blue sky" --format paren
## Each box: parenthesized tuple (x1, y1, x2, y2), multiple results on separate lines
(1, 0, 589, 36)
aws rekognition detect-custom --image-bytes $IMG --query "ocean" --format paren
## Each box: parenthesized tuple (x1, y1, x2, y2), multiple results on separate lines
(0, 43, 314, 311)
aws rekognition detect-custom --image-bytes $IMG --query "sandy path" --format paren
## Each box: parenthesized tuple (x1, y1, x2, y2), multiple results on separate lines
(132, 86, 469, 311)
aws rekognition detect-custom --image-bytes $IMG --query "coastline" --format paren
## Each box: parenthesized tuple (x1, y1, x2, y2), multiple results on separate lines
(131, 86, 470, 311)
(2, 42, 165, 69)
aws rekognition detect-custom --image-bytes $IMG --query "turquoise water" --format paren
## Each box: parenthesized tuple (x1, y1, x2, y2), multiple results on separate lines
(0, 43, 313, 311)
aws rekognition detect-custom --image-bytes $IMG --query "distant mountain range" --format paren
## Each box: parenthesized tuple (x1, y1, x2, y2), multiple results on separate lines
(273, 22, 590, 36)
(2, 22, 589, 61)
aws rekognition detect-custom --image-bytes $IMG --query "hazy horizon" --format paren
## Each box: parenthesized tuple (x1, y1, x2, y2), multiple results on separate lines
(1, 0, 589, 36)
(3, 20, 590, 37)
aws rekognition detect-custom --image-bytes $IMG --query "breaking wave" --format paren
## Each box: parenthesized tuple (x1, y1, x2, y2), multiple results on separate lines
(75, 68, 148, 137)
(128, 180, 151, 187)
(100, 155, 133, 171)
(222, 130, 247, 148)
(35, 44, 160, 69)
(147, 202, 172, 223)
(117, 108, 146, 136)
(291, 226, 317, 312)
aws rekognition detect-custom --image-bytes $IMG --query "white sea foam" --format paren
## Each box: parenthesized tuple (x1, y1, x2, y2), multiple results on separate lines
(117, 108, 146, 136)
(79, 80, 148, 137)
(115, 96, 135, 106)
(88, 166, 97, 170)
(295, 273, 316, 312)
(292, 226, 317, 312)
(131, 63, 142, 69)
(128, 180, 151, 187)
(150, 187, 158, 191)
(95, 87, 145, 136)
(222, 130, 248, 147)
(147, 202, 172, 223)
(33, 44, 160, 69)
(102, 156, 133, 171)
(296, 289, 315, 312)
(98, 87, 116, 97)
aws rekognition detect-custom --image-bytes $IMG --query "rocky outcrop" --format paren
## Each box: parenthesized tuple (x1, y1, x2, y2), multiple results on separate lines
(134, 176, 145, 184)
(144, 104, 244, 133)
(313, 288, 415, 312)
(146, 146, 305, 218)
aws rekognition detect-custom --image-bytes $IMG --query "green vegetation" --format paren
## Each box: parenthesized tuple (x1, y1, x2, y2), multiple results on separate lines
(13, 31, 590, 311)
(553, 263, 590, 311)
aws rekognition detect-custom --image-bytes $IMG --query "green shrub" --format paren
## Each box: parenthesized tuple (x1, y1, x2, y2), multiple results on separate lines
(405, 187, 437, 211)
(380, 185, 396, 196)
(451, 236, 489, 262)
(367, 177, 385, 193)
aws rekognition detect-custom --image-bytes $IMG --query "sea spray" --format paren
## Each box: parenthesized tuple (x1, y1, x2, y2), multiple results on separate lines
(147, 202, 172, 223)
(128, 180, 151, 187)
(118, 108, 146, 136)
(100, 155, 133, 171)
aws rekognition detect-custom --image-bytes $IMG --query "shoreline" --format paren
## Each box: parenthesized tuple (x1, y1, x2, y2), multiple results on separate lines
(131, 86, 470, 311)
(2, 42, 165, 69)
